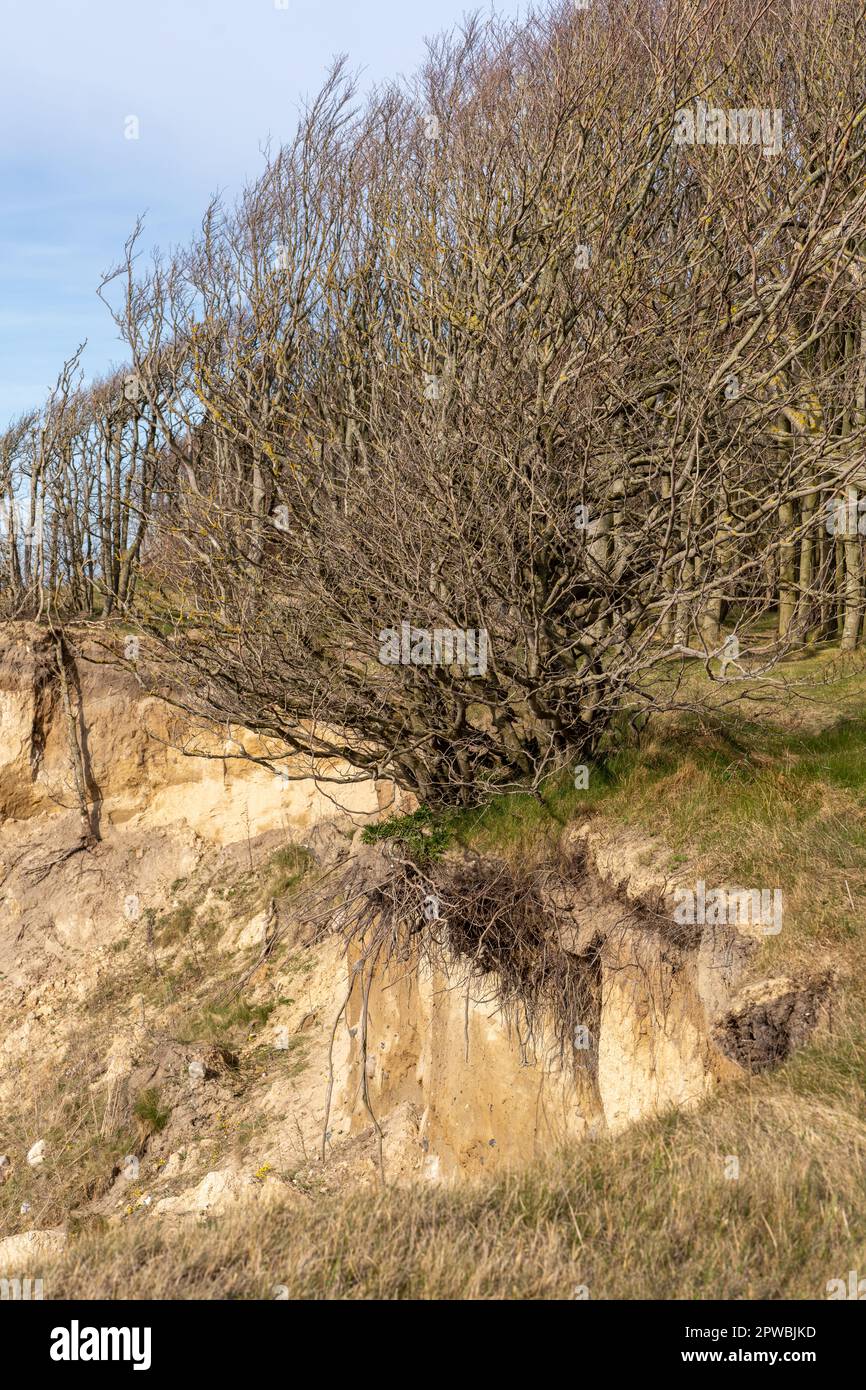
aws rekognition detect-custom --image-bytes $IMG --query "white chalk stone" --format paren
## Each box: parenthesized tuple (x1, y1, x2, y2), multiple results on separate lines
(26, 1140, 46, 1168)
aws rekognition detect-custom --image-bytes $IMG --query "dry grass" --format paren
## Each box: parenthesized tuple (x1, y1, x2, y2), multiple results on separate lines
(6, 652, 866, 1301)
(37, 1035, 866, 1299)
(0, 1028, 136, 1234)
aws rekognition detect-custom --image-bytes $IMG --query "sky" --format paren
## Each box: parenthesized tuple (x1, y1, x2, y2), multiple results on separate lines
(0, 0, 524, 426)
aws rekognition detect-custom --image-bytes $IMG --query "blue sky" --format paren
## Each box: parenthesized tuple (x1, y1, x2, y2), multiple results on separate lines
(1, 0, 522, 426)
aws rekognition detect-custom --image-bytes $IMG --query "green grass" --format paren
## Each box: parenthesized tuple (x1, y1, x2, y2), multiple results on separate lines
(361, 807, 453, 861)
(372, 652, 866, 1002)
(133, 1089, 171, 1135)
(177, 999, 276, 1047)
(265, 845, 313, 898)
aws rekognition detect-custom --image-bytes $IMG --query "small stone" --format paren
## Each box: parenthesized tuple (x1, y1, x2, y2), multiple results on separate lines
(27, 1140, 46, 1168)
(0, 1228, 66, 1266)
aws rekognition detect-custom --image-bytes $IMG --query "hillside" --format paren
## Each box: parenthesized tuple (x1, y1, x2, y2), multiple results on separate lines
(1, 625, 863, 1299)
(4, 1, 866, 1322)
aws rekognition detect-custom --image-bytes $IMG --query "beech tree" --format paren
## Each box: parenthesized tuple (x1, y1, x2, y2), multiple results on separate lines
(4, 0, 866, 807)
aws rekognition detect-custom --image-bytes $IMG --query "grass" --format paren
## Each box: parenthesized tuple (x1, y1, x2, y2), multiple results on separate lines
(155, 904, 196, 945)
(6, 648, 866, 1300)
(0, 1030, 136, 1233)
(36, 1039, 866, 1298)
(177, 1000, 276, 1047)
(575, 716, 866, 984)
(132, 1089, 171, 1137)
(361, 807, 453, 861)
(220, 845, 314, 915)
(0, 838, 320, 1250)
(421, 650, 866, 1002)
(264, 845, 313, 899)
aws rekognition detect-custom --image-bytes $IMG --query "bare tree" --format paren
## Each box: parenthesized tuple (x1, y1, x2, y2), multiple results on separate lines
(5, 0, 866, 811)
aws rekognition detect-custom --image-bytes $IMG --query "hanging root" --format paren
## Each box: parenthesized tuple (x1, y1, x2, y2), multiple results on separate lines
(313, 840, 608, 1163)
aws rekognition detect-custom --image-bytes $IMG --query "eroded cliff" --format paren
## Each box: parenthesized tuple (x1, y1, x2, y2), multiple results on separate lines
(0, 625, 832, 1266)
